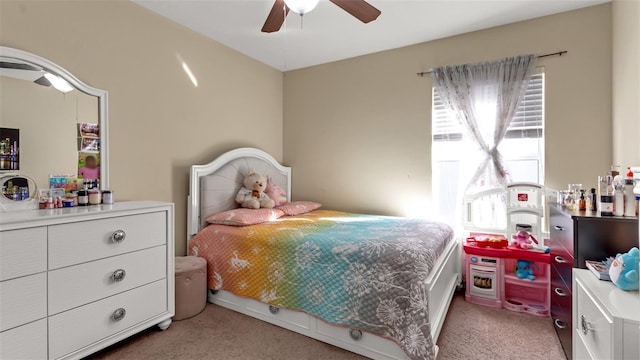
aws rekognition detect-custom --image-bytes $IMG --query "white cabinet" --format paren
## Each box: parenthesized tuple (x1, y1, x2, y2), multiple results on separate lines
(572, 269, 640, 360)
(0, 201, 174, 360)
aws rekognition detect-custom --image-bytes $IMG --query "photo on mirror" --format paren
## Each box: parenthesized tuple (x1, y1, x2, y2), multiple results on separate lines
(78, 137, 100, 152)
(0, 127, 20, 171)
(77, 123, 99, 138)
(78, 152, 100, 180)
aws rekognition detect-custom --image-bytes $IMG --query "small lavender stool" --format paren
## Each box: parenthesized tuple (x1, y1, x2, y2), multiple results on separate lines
(174, 256, 207, 320)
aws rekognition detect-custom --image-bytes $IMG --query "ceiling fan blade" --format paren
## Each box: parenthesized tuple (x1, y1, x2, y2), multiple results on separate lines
(34, 76, 52, 87)
(261, 0, 289, 33)
(329, 0, 381, 23)
(0, 61, 41, 71)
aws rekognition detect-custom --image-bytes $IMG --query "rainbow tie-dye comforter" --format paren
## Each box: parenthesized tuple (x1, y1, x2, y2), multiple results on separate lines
(189, 210, 454, 360)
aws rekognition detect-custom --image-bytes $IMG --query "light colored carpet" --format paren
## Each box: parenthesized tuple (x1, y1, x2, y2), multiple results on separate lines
(87, 293, 566, 360)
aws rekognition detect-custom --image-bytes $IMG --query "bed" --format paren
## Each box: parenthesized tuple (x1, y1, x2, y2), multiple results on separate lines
(187, 148, 461, 360)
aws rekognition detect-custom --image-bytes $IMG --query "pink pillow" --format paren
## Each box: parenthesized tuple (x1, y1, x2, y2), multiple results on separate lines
(277, 201, 322, 216)
(265, 178, 288, 206)
(206, 208, 284, 226)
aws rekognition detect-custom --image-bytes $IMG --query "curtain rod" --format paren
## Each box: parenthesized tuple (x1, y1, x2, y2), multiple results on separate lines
(416, 50, 567, 77)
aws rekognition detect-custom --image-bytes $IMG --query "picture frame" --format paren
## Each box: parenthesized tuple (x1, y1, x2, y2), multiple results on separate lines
(0, 127, 20, 171)
(50, 188, 65, 199)
(37, 189, 51, 202)
(49, 174, 79, 193)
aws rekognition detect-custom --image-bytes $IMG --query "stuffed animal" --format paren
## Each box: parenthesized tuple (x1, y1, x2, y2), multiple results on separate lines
(265, 177, 287, 206)
(512, 224, 539, 250)
(515, 259, 538, 281)
(609, 247, 639, 291)
(235, 171, 275, 209)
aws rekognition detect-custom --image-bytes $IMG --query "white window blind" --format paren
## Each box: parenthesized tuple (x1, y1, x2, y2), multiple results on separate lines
(432, 73, 544, 141)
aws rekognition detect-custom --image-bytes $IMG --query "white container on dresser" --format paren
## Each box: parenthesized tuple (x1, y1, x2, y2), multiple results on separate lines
(572, 269, 639, 360)
(0, 201, 175, 360)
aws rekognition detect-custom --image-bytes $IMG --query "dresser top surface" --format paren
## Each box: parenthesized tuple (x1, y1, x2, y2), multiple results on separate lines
(550, 202, 638, 221)
(0, 201, 173, 229)
(575, 269, 640, 322)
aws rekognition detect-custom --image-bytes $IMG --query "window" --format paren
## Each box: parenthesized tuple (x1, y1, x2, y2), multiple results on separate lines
(431, 72, 544, 224)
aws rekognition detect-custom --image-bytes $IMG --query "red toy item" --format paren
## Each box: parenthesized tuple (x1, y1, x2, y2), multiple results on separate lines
(466, 234, 508, 249)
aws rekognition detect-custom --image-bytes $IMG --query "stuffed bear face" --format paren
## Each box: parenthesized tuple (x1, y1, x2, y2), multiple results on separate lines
(244, 172, 268, 192)
(609, 247, 639, 291)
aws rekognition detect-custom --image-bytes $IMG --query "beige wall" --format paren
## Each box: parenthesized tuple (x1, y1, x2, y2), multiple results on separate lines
(0, 76, 98, 189)
(612, 0, 640, 168)
(0, 0, 283, 254)
(284, 4, 612, 217)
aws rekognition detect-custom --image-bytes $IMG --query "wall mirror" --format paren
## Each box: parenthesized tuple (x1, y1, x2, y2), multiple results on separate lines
(0, 46, 109, 198)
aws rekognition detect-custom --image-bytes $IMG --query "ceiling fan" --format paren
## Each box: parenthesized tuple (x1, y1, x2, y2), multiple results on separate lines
(0, 60, 74, 93)
(262, 0, 381, 33)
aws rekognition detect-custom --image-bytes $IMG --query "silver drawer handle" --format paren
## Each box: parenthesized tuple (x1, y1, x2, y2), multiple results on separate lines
(554, 256, 568, 264)
(553, 226, 565, 231)
(111, 308, 126, 322)
(554, 319, 567, 329)
(581, 315, 594, 335)
(111, 269, 126, 282)
(111, 230, 126, 243)
(554, 287, 568, 297)
(269, 306, 280, 314)
(349, 329, 363, 341)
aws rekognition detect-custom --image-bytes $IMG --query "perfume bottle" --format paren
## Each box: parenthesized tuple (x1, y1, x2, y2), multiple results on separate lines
(579, 189, 586, 211)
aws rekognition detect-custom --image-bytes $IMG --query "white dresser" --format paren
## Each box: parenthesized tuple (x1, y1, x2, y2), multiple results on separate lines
(0, 201, 175, 360)
(572, 269, 640, 360)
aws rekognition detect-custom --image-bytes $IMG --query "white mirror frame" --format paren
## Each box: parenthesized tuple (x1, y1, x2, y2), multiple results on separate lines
(0, 46, 109, 189)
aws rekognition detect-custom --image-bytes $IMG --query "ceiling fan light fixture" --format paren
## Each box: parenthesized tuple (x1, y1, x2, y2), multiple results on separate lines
(44, 72, 74, 93)
(283, 0, 319, 15)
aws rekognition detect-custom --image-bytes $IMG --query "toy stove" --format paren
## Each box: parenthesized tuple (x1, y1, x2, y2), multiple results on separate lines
(465, 252, 503, 308)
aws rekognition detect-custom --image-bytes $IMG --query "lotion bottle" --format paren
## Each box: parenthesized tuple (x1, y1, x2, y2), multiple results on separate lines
(624, 167, 636, 216)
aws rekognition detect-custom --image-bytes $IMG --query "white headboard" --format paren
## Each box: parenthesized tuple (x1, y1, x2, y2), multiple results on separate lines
(187, 147, 291, 241)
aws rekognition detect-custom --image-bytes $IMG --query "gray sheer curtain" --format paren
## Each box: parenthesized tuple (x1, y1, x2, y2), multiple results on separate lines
(431, 55, 538, 193)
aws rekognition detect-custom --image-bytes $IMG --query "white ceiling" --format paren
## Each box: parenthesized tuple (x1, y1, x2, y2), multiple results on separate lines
(132, 0, 609, 71)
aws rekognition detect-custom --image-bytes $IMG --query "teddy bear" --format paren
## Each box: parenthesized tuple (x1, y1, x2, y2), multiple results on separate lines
(515, 259, 538, 281)
(609, 247, 639, 291)
(511, 223, 539, 250)
(235, 171, 275, 209)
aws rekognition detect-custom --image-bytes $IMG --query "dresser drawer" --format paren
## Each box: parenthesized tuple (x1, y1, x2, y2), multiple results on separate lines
(49, 279, 167, 360)
(49, 246, 167, 315)
(574, 277, 613, 360)
(0, 227, 47, 281)
(551, 266, 572, 311)
(549, 206, 574, 256)
(550, 266, 572, 359)
(0, 272, 47, 332)
(551, 245, 574, 286)
(49, 211, 167, 269)
(0, 318, 47, 360)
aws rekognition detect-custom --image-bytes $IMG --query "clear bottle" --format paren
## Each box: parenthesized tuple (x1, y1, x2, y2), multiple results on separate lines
(601, 176, 614, 216)
(613, 184, 624, 216)
(565, 190, 576, 210)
